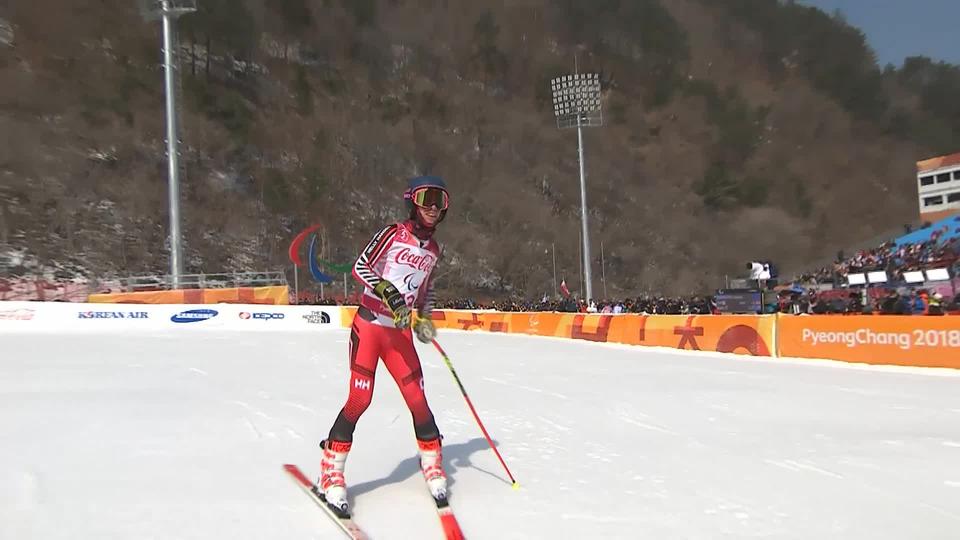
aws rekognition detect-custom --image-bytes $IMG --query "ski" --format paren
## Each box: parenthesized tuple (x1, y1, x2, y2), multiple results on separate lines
(282, 464, 369, 540)
(432, 495, 465, 540)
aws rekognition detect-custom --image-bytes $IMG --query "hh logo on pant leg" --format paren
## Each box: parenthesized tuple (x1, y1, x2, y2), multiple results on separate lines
(354, 378, 371, 391)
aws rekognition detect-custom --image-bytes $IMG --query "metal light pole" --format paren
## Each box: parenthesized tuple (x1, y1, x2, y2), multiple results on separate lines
(551, 72, 602, 302)
(601, 240, 607, 299)
(578, 228, 583, 299)
(140, 0, 196, 288)
(552, 242, 557, 298)
(293, 263, 299, 303)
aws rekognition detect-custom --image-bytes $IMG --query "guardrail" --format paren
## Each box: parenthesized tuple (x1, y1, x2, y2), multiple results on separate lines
(119, 271, 286, 291)
(0, 271, 288, 302)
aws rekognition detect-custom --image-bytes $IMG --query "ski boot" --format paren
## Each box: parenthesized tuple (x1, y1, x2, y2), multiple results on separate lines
(319, 439, 352, 516)
(417, 438, 448, 502)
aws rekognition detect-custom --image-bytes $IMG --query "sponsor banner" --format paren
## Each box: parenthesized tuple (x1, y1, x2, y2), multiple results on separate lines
(171, 308, 220, 324)
(231, 306, 335, 330)
(0, 306, 36, 321)
(0, 302, 342, 333)
(190, 305, 337, 330)
(777, 315, 960, 369)
(301, 309, 333, 325)
(87, 286, 290, 305)
(238, 311, 285, 321)
(0, 301, 69, 328)
(78, 310, 150, 320)
(0, 302, 163, 330)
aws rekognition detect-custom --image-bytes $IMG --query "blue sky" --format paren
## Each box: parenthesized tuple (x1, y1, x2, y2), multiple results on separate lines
(800, 0, 960, 67)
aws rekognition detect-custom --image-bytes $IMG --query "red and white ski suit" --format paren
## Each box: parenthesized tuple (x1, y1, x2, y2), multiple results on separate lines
(327, 219, 442, 443)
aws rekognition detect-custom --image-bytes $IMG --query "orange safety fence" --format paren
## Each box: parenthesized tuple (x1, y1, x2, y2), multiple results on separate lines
(777, 314, 960, 369)
(339, 308, 960, 368)
(88, 286, 290, 305)
(339, 308, 775, 357)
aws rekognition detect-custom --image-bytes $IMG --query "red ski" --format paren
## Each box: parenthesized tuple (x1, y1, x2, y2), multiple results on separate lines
(283, 464, 369, 540)
(433, 495, 465, 540)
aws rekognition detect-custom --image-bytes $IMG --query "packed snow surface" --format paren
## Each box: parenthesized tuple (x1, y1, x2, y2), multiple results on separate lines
(1, 329, 959, 539)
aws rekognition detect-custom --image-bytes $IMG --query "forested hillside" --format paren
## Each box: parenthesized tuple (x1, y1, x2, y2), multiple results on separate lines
(2, 0, 959, 297)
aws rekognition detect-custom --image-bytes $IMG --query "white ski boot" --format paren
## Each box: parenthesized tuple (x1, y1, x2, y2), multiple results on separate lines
(319, 439, 351, 515)
(417, 438, 448, 501)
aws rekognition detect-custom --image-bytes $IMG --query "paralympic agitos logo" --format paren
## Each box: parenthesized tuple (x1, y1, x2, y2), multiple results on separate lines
(395, 248, 436, 271)
(403, 272, 424, 292)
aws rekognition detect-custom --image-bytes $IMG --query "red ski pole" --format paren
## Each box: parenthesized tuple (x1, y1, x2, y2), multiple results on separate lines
(430, 338, 519, 490)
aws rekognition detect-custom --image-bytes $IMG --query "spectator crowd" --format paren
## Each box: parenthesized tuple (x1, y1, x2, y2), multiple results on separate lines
(795, 218, 960, 286)
(775, 288, 956, 316)
(435, 295, 716, 315)
(297, 289, 958, 315)
(297, 292, 718, 315)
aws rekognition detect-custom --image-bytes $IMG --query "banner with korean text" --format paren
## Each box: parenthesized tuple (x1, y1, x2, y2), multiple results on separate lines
(428, 312, 776, 356)
(336, 309, 776, 357)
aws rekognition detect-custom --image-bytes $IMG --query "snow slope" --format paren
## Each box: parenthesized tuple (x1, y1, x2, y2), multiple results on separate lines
(1, 329, 959, 539)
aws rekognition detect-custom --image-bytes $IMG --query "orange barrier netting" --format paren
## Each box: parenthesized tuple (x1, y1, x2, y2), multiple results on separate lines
(342, 309, 960, 368)
(88, 286, 290, 305)
(339, 308, 776, 357)
(429, 312, 776, 356)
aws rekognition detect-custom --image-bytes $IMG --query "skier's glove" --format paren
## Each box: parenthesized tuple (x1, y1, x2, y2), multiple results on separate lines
(413, 313, 436, 344)
(374, 280, 411, 328)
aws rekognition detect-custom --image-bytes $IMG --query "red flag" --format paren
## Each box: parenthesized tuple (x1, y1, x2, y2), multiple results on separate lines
(560, 279, 571, 298)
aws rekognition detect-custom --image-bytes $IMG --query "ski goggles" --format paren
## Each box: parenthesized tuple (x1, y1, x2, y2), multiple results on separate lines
(407, 186, 449, 210)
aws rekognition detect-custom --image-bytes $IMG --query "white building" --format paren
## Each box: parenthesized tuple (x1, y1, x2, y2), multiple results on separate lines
(917, 151, 960, 222)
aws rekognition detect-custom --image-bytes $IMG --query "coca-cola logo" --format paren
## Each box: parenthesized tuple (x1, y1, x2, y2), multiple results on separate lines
(395, 247, 436, 271)
(0, 309, 35, 321)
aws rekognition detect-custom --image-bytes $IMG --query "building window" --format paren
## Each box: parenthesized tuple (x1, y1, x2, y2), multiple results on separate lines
(924, 195, 944, 207)
(920, 175, 935, 186)
(937, 173, 952, 183)
(954, 171, 960, 180)
(948, 192, 960, 204)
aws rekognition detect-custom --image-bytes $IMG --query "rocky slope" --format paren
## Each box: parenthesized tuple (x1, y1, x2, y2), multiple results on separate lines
(1, 0, 957, 298)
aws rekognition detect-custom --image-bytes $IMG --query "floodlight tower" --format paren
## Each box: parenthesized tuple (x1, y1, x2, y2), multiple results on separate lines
(140, 0, 197, 288)
(550, 72, 602, 301)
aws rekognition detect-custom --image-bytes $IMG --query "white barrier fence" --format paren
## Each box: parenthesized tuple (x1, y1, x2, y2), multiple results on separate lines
(0, 302, 344, 333)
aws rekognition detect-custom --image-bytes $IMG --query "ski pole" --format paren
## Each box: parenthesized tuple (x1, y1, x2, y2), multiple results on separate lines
(429, 337, 520, 490)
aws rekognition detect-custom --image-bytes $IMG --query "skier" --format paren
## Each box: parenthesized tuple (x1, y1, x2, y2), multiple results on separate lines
(319, 175, 450, 514)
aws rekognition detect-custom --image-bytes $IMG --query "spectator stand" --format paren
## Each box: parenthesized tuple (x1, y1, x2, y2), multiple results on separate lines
(777, 261, 958, 315)
(895, 214, 960, 247)
(792, 218, 960, 309)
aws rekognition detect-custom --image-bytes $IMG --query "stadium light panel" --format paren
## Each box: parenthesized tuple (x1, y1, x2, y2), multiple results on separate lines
(846, 273, 867, 285)
(902, 271, 925, 284)
(925, 268, 950, 281)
